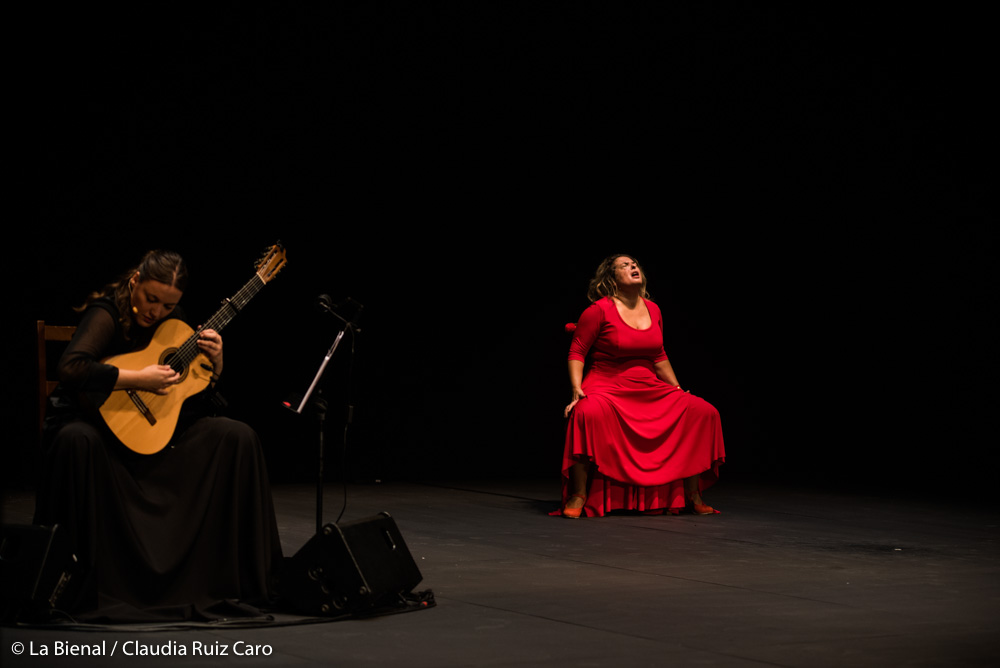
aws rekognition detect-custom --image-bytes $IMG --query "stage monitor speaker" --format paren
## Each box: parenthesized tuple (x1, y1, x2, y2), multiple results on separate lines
(279, 512, 423, 616)
(0, 524, 78, 623)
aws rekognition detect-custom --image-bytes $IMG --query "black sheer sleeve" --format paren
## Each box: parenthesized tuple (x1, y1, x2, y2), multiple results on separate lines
(57, 304, 121, 400)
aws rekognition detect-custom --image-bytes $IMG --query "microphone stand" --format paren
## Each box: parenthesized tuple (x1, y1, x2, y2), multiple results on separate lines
(285, 297, 361, 534)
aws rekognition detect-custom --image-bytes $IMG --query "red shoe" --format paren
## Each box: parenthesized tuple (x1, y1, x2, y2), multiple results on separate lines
(692, 501, 720, 515)
(562, 493, 587, 519)
(684, 491, 721, 515)
(686, 491, 720, 515)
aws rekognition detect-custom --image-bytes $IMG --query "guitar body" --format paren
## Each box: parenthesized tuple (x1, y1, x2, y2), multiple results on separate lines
(99, 319, 215, 455)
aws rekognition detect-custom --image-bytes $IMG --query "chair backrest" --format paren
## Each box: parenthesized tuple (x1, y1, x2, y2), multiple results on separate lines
(36, 321, 75, 440)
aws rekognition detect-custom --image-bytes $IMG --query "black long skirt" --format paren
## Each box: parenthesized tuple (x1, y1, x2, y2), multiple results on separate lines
(34, 415, 283, 623)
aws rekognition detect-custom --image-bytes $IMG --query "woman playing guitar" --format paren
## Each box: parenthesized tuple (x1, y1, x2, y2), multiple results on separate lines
(35, 249, 283, 621)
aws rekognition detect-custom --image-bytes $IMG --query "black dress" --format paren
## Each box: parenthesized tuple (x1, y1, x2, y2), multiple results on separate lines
(34, 297, 282, 622)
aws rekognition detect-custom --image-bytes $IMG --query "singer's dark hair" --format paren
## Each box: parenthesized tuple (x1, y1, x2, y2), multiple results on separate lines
(587, 254, 649, 302)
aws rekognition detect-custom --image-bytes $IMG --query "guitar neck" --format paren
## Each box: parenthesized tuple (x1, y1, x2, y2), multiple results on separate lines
(168, 274, 266, 373)
(203, 273, 266, 334)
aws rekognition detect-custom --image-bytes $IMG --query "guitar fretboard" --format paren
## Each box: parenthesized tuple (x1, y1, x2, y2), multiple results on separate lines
(168, 274, 266, 374)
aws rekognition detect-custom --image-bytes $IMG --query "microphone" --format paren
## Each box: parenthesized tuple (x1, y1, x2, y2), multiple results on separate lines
(316, 295, 363, 332)
(316, 294, 336, 314)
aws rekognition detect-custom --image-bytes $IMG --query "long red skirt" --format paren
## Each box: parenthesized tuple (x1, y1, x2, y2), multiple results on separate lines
(560, 363, 725, 517)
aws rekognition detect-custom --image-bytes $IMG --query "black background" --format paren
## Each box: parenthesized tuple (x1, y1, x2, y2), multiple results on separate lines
(14, 3, 994, 498)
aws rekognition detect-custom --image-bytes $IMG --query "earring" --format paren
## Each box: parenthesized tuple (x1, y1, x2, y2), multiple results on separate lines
(129, 280, 139, 314)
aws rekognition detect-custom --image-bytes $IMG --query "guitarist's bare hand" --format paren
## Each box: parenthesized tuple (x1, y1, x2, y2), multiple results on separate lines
(197, 328, 224, 377)
(126, 364, 181, 395)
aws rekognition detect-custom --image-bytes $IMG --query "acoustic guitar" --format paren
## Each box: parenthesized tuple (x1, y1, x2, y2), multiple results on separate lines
(99, 243, 287, 454)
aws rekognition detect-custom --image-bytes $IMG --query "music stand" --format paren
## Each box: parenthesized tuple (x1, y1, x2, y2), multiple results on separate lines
(284, 297, 361, 533)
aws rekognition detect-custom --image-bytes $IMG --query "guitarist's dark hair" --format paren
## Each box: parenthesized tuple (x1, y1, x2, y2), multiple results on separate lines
(77, 250, 189, 339)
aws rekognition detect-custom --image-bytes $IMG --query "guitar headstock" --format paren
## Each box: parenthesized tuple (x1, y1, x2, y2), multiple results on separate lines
(256, 243, 287, 284)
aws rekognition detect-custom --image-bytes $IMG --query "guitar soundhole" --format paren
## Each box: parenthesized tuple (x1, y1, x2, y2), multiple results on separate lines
(159, 348, 189, 382)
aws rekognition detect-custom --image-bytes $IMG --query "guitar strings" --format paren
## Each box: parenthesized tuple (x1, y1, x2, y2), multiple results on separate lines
(169, 275, 266, 372)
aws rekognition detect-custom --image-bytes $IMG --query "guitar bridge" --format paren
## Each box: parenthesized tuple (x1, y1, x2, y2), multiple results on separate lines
(125, 390, 157, 426)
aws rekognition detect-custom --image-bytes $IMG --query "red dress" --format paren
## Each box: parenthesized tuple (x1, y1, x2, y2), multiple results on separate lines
(561, 297, 725, 516)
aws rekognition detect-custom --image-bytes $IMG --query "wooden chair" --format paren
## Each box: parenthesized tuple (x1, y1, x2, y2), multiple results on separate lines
(36, 321, 75, 442)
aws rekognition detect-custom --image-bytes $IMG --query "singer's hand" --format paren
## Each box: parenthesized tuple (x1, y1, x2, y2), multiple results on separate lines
(564, 388, 586, 418)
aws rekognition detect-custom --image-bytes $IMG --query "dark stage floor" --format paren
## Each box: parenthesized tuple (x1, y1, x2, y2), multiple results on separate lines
(2, 478, 998, 667)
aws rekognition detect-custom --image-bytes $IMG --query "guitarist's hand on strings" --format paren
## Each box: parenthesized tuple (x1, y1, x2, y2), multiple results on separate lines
(196, 328, 224, 378)
(116, 364, 182, 395)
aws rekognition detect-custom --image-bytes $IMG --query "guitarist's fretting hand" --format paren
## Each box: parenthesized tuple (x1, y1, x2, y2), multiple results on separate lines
(196, 328, 224, 378)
